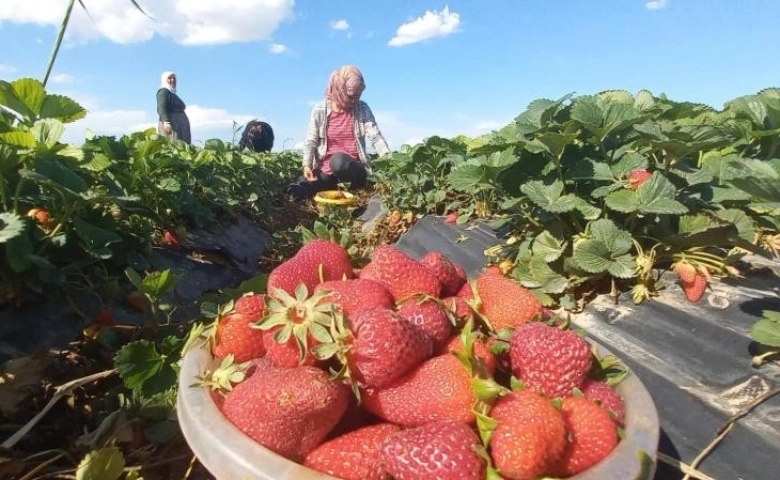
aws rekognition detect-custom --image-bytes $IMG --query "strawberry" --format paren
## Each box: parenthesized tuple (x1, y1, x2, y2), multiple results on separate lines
(455, 281, 474, 299)
(221, 365, 349, 462)
(314, 278, 394, 319)
(443, 212, 458, 224)
(94, 308, 113, 326)
(488, 389, 567, 480)
(27, 208, 54, 228)
(673, 259, 697, 283)
(579, 378, 626, 426)
(162, 229, 180, 249)
(475, 272, 543, 331)
(296, 238, 355, 281)
(304, 423, 401, 480)
(397, 298, 453, 350)
(362, 353, 480, 427)
(212, 312, 266, 363)
(360, 245, 441, 302)
(682, 273, 707, 303)
(550, 396, 619, 477)
(266, 255, 322, 299)
(420, 251, 466, 297)
(509, 322, 592, 399)
(234, 293, 266, 321)
(627, 169, 652, 190)
(346, 306, 433, 388)
(380, 421, 486, 480)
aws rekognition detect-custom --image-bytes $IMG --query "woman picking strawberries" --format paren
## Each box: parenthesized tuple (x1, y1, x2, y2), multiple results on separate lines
(288, 65, 391, 199)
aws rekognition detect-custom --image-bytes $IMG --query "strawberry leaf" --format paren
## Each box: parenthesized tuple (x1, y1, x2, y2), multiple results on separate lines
(750, 311, 780, 347)
(532, 230, 567, 262)
(114, 340, 177, 396)
(75, 446, 125, 480)
(0, 212, 26, 244)
(520, 180, 580, 213)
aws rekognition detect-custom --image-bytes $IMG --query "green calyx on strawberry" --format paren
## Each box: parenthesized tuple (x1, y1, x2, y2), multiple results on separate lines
(193, 354, 250, 394)
(256, 283, 338, 366)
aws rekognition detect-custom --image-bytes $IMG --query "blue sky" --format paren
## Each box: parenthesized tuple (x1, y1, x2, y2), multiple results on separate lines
(1, 0, 779, 150)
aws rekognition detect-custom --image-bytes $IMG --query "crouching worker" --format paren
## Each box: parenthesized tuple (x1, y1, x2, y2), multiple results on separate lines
(287, 65, 390, 200)
(239, 120, 274, 152)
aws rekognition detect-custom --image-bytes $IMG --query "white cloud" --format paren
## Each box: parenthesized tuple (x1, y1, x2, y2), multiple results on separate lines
(0, 0, 295, 46)
(645, 0, 668, 10)
(388, 6, 461, 47)
(0, 63, 17, 73)
(49, 73, 76, 84)
(269, 43, 287, 54)
(330, 19, 349, 31)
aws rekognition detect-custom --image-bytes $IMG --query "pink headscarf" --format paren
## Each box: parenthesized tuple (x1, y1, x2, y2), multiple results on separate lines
(325, 65, 365, 111)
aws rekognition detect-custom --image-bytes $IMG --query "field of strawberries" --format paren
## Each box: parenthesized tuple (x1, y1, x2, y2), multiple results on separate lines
(4, 17, 780, 478)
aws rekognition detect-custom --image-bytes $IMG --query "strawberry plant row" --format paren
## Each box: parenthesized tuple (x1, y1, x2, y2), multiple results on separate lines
(371, 89, 780, 310)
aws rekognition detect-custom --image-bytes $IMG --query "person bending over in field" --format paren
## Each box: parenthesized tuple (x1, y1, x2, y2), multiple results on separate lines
(287, 65, 390, 200)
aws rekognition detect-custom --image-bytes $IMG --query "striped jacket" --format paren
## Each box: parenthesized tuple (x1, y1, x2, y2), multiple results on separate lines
(302, 99, 391, 173)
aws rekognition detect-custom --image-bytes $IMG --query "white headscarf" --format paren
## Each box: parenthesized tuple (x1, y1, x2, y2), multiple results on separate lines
(160, 71, 176, 93)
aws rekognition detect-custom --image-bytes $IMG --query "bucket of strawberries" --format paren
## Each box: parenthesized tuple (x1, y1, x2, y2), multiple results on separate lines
(178, 240, 659, 480)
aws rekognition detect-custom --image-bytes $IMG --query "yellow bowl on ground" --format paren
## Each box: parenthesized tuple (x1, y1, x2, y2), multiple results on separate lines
(313, 190, 356, 206)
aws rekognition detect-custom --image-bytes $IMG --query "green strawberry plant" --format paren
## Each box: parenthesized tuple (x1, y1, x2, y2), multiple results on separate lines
(375, 89, 780, 308)
(750, 310, 780, 367)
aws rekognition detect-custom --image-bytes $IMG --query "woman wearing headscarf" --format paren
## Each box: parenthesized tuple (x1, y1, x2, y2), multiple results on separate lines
(289, 65, 391, 199)
(156, 71, 192, 144)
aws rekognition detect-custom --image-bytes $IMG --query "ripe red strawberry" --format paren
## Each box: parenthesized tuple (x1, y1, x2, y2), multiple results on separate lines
(673, 260, 697, 283)
(682, 273, 707, 303)
(162, 229, 180, 249)
(360, 245, 441, 302)
(234, 293, 266, 321)
(455, 281, 474, 299)
(550, 396, 619, 477)
(579, 378, 626, 426)
(314, 278, 394, 319)
(397, 298, 453, 350)
(420, 251, 466, 297)
(296, 238, 355, 281)
(347, 306, 433, 388)
(304, 423, 401, 480)
(488, 389, 567, 480)
(266, 255, 322, 298)
(627, 169, 652, 190)
(443, 212, 458, 224)
(380, 421, 486, 480)
(212, 312, 266, 363)
(362, 353, 480, 427)
(509, 322, 592, 399)
(94, 308, 113, 326)
(221, 365, 349, 462)
(475, 272, 543, 331)
(27, 207, 54, 228)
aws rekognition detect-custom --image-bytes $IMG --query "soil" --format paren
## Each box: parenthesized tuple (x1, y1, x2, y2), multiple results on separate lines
(0, 189, 410, 480)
